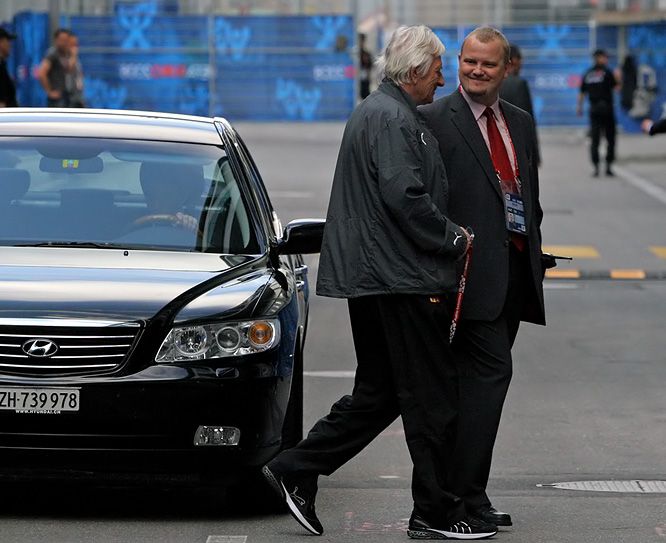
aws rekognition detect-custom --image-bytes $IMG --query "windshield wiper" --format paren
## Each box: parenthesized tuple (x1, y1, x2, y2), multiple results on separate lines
(14, 241, 133, 250)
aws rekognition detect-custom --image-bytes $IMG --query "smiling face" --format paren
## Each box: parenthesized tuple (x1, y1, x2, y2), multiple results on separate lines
(409, 55, 444, 105)
(458, 35, 508, 106)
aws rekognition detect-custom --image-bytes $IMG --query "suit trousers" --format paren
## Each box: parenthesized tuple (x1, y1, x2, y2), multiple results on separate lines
(590, 112, 616, 166)
(270, 293, 466, 524)
(449, 245, 529, 511)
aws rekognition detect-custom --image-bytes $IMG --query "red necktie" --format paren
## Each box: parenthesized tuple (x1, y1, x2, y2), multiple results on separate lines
(483, 107, 525, 251)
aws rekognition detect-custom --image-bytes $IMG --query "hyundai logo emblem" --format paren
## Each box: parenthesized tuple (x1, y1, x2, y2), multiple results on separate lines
(22, 338, 59, 358)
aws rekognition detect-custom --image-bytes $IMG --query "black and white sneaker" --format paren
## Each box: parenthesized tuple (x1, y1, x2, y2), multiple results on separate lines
(262, 464, 323, 536)
(407, 512, 497, 540)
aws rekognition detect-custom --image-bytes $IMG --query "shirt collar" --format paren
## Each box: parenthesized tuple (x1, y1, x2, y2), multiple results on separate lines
(459, 86, 501, 121)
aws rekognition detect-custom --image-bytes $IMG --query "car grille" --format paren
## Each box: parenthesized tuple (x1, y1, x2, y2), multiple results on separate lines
(0, 322, 141, 376)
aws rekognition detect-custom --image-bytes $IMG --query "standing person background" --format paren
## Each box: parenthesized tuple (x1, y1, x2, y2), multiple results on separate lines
(37, 28, 72, 107)
(66, 31, 85, 108)
(499, 43, 540, 166)
(577, 48, 618, 177)
(358, 32, 373, 100)
(421, 26, 545, 530)
(0, 27, 18, 108)
(263, 24, 498, 541)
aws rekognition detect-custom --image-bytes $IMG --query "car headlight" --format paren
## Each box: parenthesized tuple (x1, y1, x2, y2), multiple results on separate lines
(155, 319, 280, 362)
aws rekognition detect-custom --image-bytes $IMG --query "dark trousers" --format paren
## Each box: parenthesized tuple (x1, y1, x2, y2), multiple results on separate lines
(449, 246, 528, 511)
(270, 294, 466, 523)
(590, 112, 616, 166)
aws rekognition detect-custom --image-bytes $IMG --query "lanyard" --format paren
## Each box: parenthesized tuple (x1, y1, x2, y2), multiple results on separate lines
(449, 236, 473, 344)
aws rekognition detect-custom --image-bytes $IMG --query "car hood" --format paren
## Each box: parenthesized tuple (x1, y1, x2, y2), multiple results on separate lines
(0, 247, 269, 323)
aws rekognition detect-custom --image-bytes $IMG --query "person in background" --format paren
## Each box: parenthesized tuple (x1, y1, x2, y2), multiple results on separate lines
(37, 28, 72, 107)
(499, 43, 540, 165)
(66, 31, 85, 108)
(358, 32, 373, 100)
(263, 24, 497, 541)
(577, 49, 618, 177)
(0, 27, 18, 108)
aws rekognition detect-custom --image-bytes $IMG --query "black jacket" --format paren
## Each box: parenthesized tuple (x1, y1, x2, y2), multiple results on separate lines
(316, 79, 466, 299)
(420, 90, 545, 325)
(499, 74, 541, 165)
(0, 60, 17, 108)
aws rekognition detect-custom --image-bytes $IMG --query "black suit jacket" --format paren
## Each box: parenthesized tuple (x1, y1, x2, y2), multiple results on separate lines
(0, 60, 17, 108)
(420, 90, 545, 325)
(500, 74, 541, 166)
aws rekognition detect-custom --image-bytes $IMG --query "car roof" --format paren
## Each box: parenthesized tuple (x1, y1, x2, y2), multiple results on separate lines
(0, 108, 226, 145)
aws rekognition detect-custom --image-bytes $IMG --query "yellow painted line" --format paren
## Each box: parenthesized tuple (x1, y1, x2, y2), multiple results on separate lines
(542, 245, 600, 259)
(610, 269, 646, 280)
(650, 246, 666, 259)
(546, 269, 581, 279)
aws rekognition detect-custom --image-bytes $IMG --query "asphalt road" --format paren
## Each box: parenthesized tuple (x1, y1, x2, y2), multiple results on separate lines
(2, 123, 665, 543)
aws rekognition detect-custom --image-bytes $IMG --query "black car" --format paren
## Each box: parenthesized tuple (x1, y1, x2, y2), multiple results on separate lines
(0, 108, 323, 483)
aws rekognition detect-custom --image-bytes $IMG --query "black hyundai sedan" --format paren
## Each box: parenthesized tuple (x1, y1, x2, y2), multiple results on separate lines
(0, 108, 323, 483)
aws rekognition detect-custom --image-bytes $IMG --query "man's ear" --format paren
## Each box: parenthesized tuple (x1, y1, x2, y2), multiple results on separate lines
(408, 67, 420, 83)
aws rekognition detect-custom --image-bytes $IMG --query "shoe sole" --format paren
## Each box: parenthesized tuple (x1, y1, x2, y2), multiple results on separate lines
(261, 465, 323, 536)
(407, 528, 497, 540)
(280, 480, 323, 535)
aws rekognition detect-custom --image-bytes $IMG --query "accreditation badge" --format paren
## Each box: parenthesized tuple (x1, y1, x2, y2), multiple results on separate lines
(504, 192, 527, 234)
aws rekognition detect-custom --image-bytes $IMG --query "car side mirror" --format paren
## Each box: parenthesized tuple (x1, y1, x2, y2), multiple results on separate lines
(277, 219, 325, 255)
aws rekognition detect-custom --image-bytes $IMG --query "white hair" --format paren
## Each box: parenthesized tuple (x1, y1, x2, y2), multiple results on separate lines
(376, 25, 445, 86)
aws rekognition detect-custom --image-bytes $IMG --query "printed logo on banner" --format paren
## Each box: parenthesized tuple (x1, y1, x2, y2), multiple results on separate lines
(535, 25, 570, 60)
(177, 85, 209, 116)
(627, 27, 666, 67)
(84, 78, 128, 109)
(312, 16, 348, 50)
(215, 18, 252, 61)
(276, 79, 321, 120)
(117, 0, 157, 50)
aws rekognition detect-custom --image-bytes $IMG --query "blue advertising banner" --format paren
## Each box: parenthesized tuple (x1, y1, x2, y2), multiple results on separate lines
(64, 8, 355, 121)
(11, 12, 49, 108)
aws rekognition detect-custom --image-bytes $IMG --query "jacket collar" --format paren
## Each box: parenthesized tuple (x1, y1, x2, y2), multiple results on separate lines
(378, 78, 419, 116)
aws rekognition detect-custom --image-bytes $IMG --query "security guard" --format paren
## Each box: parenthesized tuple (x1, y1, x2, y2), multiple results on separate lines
(577, 49, 618, 177)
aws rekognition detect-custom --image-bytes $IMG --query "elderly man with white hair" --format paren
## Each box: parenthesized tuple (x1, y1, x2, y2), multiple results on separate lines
(262, 25, 497, 540)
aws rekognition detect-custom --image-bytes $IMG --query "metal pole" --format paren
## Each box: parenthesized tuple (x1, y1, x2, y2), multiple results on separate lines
(208, 14, 217, 117)
(49, 0, 61, 37)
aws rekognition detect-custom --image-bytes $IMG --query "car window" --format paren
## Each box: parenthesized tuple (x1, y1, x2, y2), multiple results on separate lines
(0, 137, 260, 254)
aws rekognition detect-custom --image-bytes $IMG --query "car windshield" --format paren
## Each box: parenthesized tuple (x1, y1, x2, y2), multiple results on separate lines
(0, 137, 259, 254)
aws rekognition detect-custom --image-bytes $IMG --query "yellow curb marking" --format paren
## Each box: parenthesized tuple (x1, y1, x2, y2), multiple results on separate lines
(650, 246, 666, 259)
(610, 269, 646, 280)
(545, 269, 581, 279)
(542, 245, 600, 258)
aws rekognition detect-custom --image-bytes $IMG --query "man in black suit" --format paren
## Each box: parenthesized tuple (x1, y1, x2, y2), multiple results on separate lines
(420, 26, 545, 529)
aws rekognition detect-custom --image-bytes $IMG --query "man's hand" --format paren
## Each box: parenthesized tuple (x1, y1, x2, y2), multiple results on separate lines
(641, 118, 654, 134)
(47, 89, 61, 100)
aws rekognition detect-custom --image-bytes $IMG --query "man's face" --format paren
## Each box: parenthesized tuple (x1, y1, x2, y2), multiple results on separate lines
(0, 37, 10, 59)
(55, 32, 70, 54)
(458, 36, 508, 106)
(594, 53, 608, 66)
(411, 56, 444, 105)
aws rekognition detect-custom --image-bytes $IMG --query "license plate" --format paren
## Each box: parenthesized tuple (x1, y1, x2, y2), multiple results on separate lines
(0, 387, 80, 414)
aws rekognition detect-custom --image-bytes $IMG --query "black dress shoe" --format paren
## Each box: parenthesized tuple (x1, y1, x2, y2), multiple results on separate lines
(408, 512, 497, 540)
(471, 506, 512, 527)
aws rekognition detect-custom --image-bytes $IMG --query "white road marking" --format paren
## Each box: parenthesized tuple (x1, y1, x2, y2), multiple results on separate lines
(206, 537, 247, 543)
(544, 283, 579, 289)
(303, 370, 356, 378)
(614, 165, 666, 205)
(379, 475, 401, 479)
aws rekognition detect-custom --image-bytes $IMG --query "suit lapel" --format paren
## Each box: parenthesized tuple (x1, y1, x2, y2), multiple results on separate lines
(449, 92, 503, 201)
